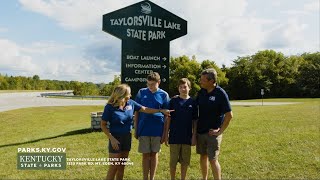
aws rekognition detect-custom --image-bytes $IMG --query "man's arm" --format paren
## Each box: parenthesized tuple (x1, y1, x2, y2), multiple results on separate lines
(219, 111, 233, 134)
(211, 111, 233, 136)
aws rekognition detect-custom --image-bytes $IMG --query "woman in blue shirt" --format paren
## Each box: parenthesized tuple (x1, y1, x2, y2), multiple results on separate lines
(101, 84, 172, 180)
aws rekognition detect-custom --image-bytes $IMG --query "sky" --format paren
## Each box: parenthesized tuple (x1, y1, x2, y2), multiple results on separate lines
(0, 0, 319, 84)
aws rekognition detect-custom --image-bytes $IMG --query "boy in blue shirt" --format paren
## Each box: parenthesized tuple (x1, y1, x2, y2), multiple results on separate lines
(134, 72, 170, 180)
(164, 78, 198, 180)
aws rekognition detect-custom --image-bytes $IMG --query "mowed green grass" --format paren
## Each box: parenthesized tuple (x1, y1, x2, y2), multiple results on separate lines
(0, 99, 319, 179)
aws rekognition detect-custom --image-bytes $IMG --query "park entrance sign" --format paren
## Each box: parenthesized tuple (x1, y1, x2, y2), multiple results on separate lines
(102, 0, 187, 95)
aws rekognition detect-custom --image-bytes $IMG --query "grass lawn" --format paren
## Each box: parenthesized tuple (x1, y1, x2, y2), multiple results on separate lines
(0, 99, 319, 179)
(232, 98, 318, 102)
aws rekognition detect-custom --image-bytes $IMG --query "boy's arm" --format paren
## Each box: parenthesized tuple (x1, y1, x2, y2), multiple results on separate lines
(191, 100, 198, 146)
(162, 96, 172, 145)
(139, 106, 173, 116)
(134, 111, 139, 139)
(191, 119, 198, 146)
(163, 116, 171, 146)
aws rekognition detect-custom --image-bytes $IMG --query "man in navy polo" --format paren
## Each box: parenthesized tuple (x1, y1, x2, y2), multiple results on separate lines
(196, 68, 233, 180)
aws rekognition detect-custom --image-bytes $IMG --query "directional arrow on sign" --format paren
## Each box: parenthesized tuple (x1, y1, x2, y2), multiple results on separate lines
(162, 57, 167, 61)
(162, 78, 166, 82)
(162, 65, 166, 69)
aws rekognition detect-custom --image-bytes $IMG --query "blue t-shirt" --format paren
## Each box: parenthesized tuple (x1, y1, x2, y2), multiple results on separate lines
(196, 86, 232, 134)
(135, 88, 170, 137)
(168, 97, 198, 145)
(101, 99, 142, 135)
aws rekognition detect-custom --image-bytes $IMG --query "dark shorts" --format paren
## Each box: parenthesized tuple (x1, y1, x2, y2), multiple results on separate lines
(108, 133, 132, 153)
(196, 133, 222, 160)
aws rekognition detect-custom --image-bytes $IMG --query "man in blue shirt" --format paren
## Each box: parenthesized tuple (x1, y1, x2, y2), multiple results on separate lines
(134, 72, 170, 180)
(196, 68, 233, 180)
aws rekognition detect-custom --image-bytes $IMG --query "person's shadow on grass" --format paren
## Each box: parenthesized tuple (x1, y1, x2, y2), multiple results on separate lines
(0, 128, 98, 148)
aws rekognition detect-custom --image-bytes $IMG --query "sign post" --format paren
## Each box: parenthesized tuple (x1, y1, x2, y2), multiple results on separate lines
(102, 0, 187, 96)
(261, 89, 264, 106)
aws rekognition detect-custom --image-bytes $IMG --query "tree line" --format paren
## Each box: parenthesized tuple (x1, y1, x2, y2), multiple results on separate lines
(0, 73, 121, 97)
(0, 50, 319, 99)
(169, 50, 319, 99)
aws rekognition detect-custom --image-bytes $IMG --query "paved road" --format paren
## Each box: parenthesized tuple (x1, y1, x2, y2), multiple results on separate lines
(0, 91, 107, 112)
(0, 91, 298, 112)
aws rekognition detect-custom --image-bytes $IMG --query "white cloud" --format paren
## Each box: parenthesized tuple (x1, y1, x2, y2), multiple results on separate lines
(11, 0, 320, 82)
(264, 18, 307, 48)
(282, 0, 319, 15)
(42, 57, 120, 83)
(304, 0, 320, 12)
(21, 41, 74, 55)
(0, 39, 39, 73)
(0, 38, 117, 83)
(282, 10, 309, 16)
(271, 1, 281, 7)
(19, 0, 135, 31)
(167, 0, 271, 64)
(151, 0, 253, 63)
(0, 27, 8, 33)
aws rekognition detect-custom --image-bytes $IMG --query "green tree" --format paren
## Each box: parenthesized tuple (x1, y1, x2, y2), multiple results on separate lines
(298, 52, 320, 97)
(227, 56, 255, 99)
(169, 55, 201, 97)
(71, 81, 82, 95)
(32, 75, 40, 90)
(227, 50, 307, 99)
(0, 74, 9, 90)
(200, 60, 229, 88)
(250, 50, 286, 97)
(278, 55, 304, 97)
(100, 75, 121, 96)
(44, 81, 56, 90)
(7, 76, 17, 90)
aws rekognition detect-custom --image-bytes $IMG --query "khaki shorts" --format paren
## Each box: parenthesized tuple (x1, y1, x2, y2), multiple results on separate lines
(170, 144, 191, 167)
(196, 133, 222, 160)
(138, 136, 161, 153)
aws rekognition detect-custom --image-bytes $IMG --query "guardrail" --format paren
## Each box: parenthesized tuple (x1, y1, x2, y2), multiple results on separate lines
(40, 92, 73, 97)
(40, 93, 109, 99)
